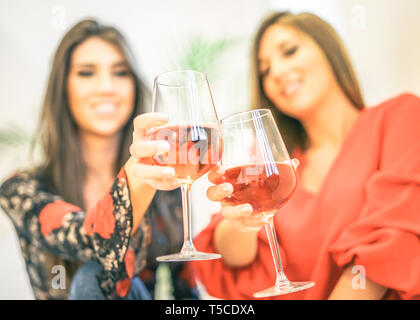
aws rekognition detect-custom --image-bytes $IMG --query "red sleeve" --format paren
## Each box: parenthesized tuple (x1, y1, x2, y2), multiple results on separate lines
(193, 213, 281, 300)
(328, 93, 420, 299)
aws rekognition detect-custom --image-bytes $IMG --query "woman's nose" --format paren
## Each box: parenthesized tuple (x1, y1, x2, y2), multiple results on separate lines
(96, 72, 114, 93)
(269, 58, 290, 83)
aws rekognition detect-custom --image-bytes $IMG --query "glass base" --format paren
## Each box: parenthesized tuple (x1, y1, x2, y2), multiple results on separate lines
(156, 251, 221, 262)
(253, 281, 315, 298)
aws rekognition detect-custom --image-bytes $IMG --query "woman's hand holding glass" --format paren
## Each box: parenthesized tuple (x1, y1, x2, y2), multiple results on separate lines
(207, 109, 314, 298)
(207, 159, 300, 232)
(126, 112, 182, 191)
(124, 112, 182, 237)
(130, 70, 222, 262)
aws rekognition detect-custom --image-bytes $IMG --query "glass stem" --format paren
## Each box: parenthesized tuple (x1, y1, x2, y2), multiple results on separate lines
(265, 217, 289, 286)
(180, 183, 196, 255)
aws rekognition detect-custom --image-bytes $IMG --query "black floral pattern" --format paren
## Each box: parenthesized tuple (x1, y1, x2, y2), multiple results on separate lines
(0, 168, 196, 300)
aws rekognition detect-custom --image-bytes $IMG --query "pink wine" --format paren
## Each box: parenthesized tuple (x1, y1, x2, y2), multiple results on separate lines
(143, 124, 222, 182)
(216, 162, 296, 214)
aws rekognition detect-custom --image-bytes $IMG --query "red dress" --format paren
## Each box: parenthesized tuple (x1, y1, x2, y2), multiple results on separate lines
(192, 93, 420, 300)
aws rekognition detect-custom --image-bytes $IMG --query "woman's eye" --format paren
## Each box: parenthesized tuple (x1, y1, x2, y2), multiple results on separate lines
(114, 69, 131, 77)
(77, 70, 93, 77)
(284, 46, 298, 57)
(261, 68, 270, 78)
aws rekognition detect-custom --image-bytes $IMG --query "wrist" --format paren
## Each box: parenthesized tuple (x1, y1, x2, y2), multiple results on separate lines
(124, 157, 156, 236)
(214, 218, 259, 268)
(124, 157, 156, 192)
(223, 218, 261, 235)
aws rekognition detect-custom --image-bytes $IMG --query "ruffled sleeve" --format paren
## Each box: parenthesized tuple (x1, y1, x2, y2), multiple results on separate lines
(328, 93, 420, 299)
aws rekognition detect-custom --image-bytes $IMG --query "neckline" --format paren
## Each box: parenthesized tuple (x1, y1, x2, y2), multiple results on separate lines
(292, 108, 368, 197)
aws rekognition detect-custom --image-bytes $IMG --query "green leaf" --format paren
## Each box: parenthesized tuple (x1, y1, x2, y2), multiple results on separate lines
(172, 35, 239, 81)
(0, 126, 31, 147)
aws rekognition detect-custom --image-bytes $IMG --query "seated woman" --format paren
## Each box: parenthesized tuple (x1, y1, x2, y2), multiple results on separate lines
(193, 11, 420, 300)
(0, 19, 197, 300)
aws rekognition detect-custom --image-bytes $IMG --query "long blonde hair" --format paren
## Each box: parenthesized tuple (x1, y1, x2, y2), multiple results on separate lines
(251, 12, 365, 153)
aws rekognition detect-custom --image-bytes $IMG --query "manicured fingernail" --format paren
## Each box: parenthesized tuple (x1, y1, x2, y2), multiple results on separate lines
(157, 141, 169, 154)
(162, 167, 174, 176)
(221, 183, 233, 193)
(157, 113, 168, 122)
(241, 204, 252, 213)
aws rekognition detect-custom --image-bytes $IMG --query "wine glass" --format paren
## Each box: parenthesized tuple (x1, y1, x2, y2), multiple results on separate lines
(144, 70, 223, 262)
(218, 109, 315, 298)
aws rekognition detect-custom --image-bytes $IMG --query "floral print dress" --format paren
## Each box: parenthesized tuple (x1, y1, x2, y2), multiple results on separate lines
(0, 167, 197, 300)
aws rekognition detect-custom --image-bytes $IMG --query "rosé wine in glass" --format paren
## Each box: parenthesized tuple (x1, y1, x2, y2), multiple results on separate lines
(215, 162, 296, 216)
(143, 124, 222, 184)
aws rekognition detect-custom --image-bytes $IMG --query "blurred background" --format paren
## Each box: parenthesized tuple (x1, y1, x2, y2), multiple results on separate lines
(0, 0, 419, 299)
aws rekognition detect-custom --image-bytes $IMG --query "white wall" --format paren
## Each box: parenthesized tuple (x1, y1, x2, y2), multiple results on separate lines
(340, 0, 420, 104)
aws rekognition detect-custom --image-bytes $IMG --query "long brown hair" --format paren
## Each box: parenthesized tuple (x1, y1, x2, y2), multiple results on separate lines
(31, 19, 149, 288)
(34, 19, 149, 208)
(251, 12, 365, 153)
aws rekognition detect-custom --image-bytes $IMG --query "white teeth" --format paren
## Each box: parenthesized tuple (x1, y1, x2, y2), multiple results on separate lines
(95, 103, 117, 114)
(283, 82, 300, 96)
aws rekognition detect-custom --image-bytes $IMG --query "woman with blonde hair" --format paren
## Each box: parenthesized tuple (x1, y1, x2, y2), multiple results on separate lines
(193, 12, 420, 300)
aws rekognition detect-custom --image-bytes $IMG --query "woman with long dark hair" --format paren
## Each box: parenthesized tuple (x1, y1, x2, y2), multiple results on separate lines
(0, 19, 197, 300)
(193, 12, 420, 300)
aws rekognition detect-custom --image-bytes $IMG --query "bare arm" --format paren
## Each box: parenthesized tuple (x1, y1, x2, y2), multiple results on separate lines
(207, 172, 277, 267)
(208, 160, 300, 268)
(124, 156, 156, 236)
(126, 113, 182, 236)
(214, 219, 260, 267)
(207, 169, 263, 267)
(328, 265, 388, 300)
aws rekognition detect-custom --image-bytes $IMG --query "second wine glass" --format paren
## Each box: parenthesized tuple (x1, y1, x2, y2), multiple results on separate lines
(218, 109, 315, 298)
(144, 70, 222, 262)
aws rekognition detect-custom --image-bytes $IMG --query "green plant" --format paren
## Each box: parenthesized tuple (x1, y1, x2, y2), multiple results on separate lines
(0, 126, 30, 149)
(171, 34, 239, 81)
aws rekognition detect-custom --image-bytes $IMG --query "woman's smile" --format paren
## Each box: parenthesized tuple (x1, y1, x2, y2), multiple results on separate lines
(91, 101, 120, 116)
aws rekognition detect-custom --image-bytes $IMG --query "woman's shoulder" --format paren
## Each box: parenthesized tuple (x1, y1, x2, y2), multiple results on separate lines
(368, 92, 420, 116)
(360, 93, 420, 157)
(0, 168, 48, 196)
(359, 93, 420, 132)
